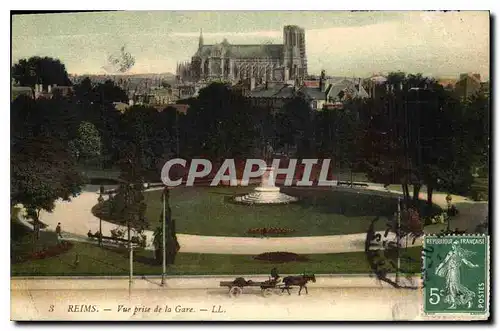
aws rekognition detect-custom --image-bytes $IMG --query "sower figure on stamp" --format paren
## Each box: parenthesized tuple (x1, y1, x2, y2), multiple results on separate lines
(435, 240, 479, 309)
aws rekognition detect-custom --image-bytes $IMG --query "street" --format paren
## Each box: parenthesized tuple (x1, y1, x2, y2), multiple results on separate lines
(10, 275, 486, 321)
(12, 286, 421, 321)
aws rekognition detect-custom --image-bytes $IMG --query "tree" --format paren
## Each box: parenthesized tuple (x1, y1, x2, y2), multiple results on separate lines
(11, 96, 84, 239)
(281, 96, 314, 157)
(462, 92, 489, 177)
(358, 71, 481, 211)
(12, 56, 72, 87)
(69, 121, 102, 164)
(73, 77, 94, 103)
(117, 105, 174, 173)
(11, 94, 82, 144)
(111, 151, 148, 250)
(92, 80, 129, 104)
(153, 187, 180, 265)
(314, 108, 335, 158)
(11, 136, 83, 239)
(358, 74, 420, 206)
(184, 83, 258, 159)
(335, 103, 363, 184)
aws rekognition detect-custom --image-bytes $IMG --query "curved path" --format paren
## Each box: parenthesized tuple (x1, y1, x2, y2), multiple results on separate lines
(15, 184, 487, 255)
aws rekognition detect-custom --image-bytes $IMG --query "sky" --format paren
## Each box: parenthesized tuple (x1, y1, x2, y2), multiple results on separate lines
(11, 11, 490, 79)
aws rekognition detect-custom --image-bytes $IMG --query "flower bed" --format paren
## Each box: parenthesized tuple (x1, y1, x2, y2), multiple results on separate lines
(254, 251, 309, 263)
(247, 227, 295, 236)
(13, 241, 74, 264)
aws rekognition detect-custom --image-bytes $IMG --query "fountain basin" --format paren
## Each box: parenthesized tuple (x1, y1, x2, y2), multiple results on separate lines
(234, 190, 298, 205)
(233, 167, 298, 205)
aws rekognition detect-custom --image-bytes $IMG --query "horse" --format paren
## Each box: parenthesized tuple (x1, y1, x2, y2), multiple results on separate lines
(282, 274, 316, 295)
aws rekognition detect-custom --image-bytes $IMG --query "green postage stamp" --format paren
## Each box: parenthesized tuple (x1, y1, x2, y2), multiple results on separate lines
(423, 234, 489, 315)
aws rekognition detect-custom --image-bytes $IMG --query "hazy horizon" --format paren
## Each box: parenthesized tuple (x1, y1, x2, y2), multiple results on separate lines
(12, 11, 490, 80)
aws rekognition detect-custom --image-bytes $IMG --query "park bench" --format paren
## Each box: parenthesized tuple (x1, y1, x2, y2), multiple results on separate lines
(87, 231, 145, 246)
(337, 181, 369, 187)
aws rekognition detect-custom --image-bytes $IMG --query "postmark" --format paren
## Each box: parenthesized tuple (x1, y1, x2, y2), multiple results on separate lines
(422, 234, 489, 315)
(364, 212, 422, 290)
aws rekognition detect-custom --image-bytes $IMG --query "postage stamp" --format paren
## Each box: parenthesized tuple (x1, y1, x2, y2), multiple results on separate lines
(423, 235, 489, 316)
(10, 9, 490, 322)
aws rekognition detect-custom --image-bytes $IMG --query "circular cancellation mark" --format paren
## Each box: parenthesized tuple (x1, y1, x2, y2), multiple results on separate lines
(364, 215, 422, 289)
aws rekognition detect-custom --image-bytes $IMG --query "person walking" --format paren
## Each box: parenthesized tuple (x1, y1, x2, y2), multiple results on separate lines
(56, 222, 63, 241)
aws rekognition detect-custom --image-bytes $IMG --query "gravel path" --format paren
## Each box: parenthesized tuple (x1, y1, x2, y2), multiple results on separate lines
(14, 184, 487, 255)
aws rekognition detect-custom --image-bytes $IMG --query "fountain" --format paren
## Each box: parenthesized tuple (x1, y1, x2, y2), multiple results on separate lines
(234, 166, 298, 205)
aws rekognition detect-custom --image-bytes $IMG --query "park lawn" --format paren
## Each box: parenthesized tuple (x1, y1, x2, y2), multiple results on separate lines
(11, 241, 422, 276)
(11, 214, 421, 276)
(96, 186, 407, 236)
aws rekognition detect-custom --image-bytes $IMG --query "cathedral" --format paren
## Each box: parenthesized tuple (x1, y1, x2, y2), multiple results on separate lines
(176, 25, 308, 83)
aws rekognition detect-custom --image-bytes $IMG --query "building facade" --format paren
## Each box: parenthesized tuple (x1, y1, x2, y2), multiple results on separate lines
(177, 25, 308, 83)
(455, 73, 482, 100)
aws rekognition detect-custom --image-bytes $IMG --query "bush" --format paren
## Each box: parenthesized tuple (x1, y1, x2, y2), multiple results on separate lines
(247, 227, 295, 236)
(131, 233, 147, 248)
(110, 227, 125, 240)
(427, 212, 449, 225)
(254, 252, 309, 263)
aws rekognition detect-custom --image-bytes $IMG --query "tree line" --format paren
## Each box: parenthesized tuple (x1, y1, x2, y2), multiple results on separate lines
(11, 57, 489, 240)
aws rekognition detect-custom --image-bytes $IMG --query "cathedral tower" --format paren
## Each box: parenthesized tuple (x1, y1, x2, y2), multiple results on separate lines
(198, 29, 204, 50)
(283, 25, 307, 80)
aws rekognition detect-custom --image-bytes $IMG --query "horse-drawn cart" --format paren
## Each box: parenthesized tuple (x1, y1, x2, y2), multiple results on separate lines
(220, 269, 316, 298)
(220, 277, 290, 298)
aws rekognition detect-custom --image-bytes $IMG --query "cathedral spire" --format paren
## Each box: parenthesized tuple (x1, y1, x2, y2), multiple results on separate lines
(198, 28, 204, 49)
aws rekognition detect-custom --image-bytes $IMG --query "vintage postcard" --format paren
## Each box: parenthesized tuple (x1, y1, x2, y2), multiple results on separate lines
(10, 10, 490, 321)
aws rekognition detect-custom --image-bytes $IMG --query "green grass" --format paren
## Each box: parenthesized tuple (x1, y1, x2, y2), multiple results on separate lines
(96, 186, 408, 236)
(11, 210, 422, 276)
(11, 241, 422, 276)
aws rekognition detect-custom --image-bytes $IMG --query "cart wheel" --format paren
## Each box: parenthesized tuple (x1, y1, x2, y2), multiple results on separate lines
(275, 288, 284, 296)
(229, 286, 243, 298)
(262, 288, 273, 298)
